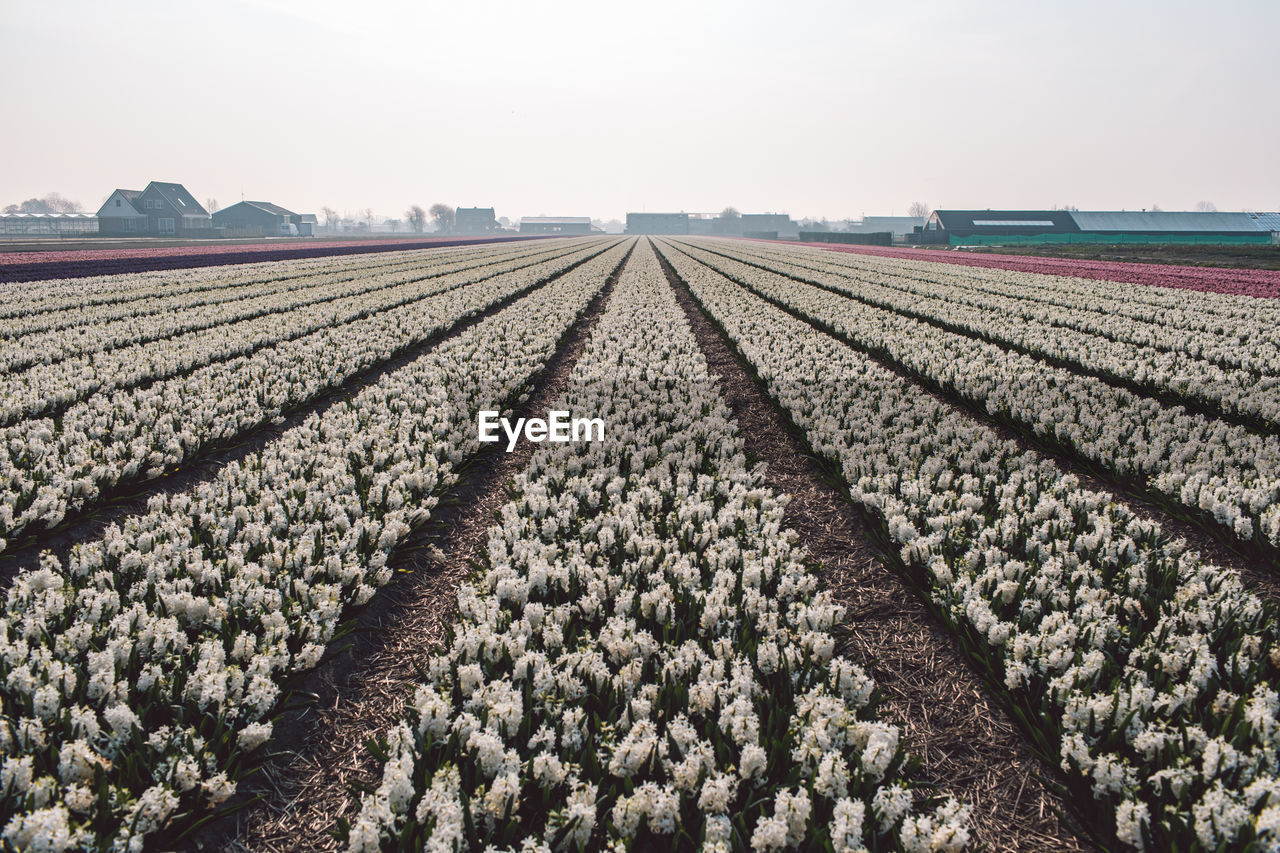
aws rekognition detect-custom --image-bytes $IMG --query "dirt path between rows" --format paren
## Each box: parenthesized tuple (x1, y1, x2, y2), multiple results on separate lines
(177, 242, 633, 853)
(0, 242, 621, 587)
(656, 240, 1090, 853)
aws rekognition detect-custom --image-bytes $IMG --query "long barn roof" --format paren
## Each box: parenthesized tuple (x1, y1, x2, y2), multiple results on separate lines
(932, 209, 1280, 234)
(1070, 211, 1274, 233)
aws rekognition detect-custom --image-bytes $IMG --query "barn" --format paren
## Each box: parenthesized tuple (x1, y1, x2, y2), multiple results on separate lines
(519, 217, 591, 235)
(213, 201, 309, 237)
(739, 213, 798, 240)
(455, 207, 499, 234)
(923, 209, 1279, 246)
(625, 213, 690, 235)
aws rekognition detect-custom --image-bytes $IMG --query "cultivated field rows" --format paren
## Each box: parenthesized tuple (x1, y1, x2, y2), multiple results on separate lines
(686, 241, 1280, 431)
(656, 238, 1280, 851)
(0, 239, 554, 321)
(668, 241, 1280, 557)
(0, 240, 617, 551)
(1, 236, 1277, 852)
(0, 240, 631, 850)
(747, 242, 1280, 318)
(346, 241, 969, 851)
(0, 236, 565, 338)
(0, 240, 593, 424)
(0, 239, 575, 369)
(731, 242, 1280, 361)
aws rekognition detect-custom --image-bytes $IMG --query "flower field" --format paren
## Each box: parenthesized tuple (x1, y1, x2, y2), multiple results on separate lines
(0, 236, 542, 284)
(1, 235, 1278, 852)
(765, 241, 1280, 299)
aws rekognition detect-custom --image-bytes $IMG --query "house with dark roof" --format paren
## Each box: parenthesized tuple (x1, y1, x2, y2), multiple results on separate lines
(96, 189, 146, 236)
(213, 200, 312, 236)
(96, 182, 211, 237)
(455, 207, 499, 234)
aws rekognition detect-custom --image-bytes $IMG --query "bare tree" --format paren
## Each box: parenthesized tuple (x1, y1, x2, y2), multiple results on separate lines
(321, 206, 340, 232)
(205, 198, 219, 214)
(4, 192, 82, 214)
(1195, 200, 1218, 212)
(363, 208, 375, 231)
(405, 205, 427, 233)
(387, 219, 401, 233)
(429, 203, 455, 234)
(907, 201, 931, 219)
(719, 207, 740, 220)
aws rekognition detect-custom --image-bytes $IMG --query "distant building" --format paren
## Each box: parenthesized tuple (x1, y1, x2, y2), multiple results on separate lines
(520, 216, 592, 234)
(213, 201, 312, 236)
(626, 212, 690, 235)
(688, 215, 718, 236)
(846, 216, 925, 240)
(923, 209, 1280, 245)
(97, 190, 146, 235)
(456, 207, 499, 234)
(96, 182, 211, 237)
(740, 213, 797, 240)
(0, 213, 98, 237)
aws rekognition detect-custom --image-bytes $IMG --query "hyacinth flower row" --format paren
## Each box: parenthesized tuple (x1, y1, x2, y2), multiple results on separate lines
(0, 250, 415, 340)
(658, 241, 1280, 851)
(0, 239, 550, 338)
(683, 242, 1280, 434)
(0, 239, 570, 373)
(0, 240, 592, 425)
(730, 240, 1280, 356)
(723, 239, 1280, 400)
(0, 238, 613, 550)
(666, 242, 1280, 556)
(0, 239, 535, 322)
(0, 241, 630, 852)
(347, 241, 969, 853)
(0, 240, 618, 553)
(739, 240, 1280, 327)
(716, 240, 1280, 426)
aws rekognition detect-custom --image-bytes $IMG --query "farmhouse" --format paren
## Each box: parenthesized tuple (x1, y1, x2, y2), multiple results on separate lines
(519, 216, 591, 234)
(923, 209, 1280, 246)
(455, 207, 499, 234)
(97, 182, 211, 237)
(213, 201, 314, 236)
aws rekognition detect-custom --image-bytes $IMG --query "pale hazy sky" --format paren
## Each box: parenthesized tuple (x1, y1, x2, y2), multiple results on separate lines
(3, 0, 1277, 222)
